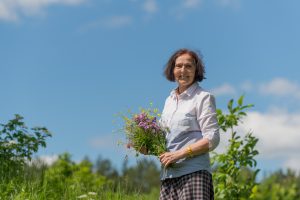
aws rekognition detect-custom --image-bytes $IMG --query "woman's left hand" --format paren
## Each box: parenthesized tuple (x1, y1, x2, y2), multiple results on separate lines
(159, 150, 185, 167)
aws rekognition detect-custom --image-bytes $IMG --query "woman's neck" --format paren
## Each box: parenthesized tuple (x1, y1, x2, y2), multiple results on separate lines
(177, 82, 195, 94)
(177, 85, 188, 94)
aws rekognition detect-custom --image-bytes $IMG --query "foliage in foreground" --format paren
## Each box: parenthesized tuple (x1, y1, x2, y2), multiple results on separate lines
(0, 114, 51, 181)
(212, 96, 260, 199)
(1, 152, 300, 200)
(1, 97, 300, 199)
(0, 153, 161, 200)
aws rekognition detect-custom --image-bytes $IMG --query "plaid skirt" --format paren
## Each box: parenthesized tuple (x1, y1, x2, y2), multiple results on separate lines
(160, 170, 214, 200)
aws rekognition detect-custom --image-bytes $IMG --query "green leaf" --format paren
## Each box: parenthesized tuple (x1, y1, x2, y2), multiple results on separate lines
(227, 99, 234, 111)
(238, 95, 244, 106)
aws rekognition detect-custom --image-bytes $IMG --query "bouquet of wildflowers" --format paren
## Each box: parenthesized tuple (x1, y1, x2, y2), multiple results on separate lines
(121, 106, 168, 157)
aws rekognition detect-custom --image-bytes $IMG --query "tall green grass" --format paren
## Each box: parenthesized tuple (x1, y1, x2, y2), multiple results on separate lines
(0, 157, 160, 200)
(0, 175, 160, 200)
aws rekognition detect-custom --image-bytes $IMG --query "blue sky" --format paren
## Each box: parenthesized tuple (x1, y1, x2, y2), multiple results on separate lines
(1, 0, 300, 176)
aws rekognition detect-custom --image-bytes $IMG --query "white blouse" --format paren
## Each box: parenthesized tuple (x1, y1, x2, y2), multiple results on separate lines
(161, 82, 220, 151)
(160, 82, 220, 179)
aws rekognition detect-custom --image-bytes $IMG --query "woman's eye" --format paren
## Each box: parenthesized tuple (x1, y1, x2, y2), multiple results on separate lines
(175, 63, 194, 69)
(175, 64, 183, 68)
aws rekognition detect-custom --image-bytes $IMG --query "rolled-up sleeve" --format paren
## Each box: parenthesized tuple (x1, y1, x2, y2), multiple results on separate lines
(197, 93, 220, 151)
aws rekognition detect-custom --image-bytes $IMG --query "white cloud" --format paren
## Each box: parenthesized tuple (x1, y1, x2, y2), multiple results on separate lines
(0, 1, 18, 21)
(211, 78, 300, 171)
(143, 0, 158, 14)
(211, 78, 300, 101)
(0, 0, 86, 21)
(27, 154, 59, 166)
(215, 109, 300, 172)
(259, 78, 300, 100)
(39, 154, 59, 165)
(237, 111, 300, 171)
(284, 157, 300, 172)
(210, 83, 237, 96)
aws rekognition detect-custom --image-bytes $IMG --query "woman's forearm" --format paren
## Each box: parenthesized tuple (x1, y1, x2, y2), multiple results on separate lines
(186, 138, 210, 157)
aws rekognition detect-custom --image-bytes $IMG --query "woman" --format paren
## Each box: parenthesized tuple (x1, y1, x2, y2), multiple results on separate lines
(159, 48, 220, 200)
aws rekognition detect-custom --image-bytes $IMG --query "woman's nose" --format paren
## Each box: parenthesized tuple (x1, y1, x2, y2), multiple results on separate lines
(180, 65, 186, 72)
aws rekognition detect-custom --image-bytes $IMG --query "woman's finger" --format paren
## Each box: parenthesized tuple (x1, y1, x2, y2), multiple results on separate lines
(159, 152, 167, 159)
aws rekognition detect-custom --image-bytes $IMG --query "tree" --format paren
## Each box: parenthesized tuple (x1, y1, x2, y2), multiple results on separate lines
(212, 96, 260, 200)
(122, 158, 161, 193)
(43, 153, 107, 199)
(0, 114, 51, 180)
(95, 155, 119, 179)
(254, 169, 300, 200)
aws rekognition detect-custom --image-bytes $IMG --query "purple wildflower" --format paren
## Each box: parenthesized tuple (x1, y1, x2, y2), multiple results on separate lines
(133, 112, 162, 133)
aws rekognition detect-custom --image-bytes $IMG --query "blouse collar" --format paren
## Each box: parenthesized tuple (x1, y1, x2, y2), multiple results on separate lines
(170, 82, 199, 98)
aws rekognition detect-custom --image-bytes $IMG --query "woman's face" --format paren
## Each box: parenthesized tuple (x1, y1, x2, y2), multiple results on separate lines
(174, 53, 196, 90)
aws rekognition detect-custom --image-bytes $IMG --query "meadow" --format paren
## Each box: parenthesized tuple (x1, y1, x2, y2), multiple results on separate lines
(1, 97, 299, 200)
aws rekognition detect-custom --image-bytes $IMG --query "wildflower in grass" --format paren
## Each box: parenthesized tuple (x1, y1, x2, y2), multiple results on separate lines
(77, 194, 88, 199)
(120, 105, 169, 157)
(77, 192, 97, 199)
(88, 192, 97, 195)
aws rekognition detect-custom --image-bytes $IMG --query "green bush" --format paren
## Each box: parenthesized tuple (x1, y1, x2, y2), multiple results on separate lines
(212, 96, 260, 200)
(0, 114, 51, 180)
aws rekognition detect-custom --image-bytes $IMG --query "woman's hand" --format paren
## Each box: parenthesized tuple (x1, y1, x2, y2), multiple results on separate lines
(159, 149, 185, 167)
